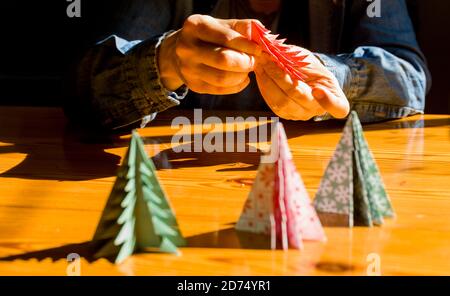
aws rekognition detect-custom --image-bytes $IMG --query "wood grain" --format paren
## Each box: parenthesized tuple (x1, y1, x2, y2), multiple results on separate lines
(0, 107, 449, 275)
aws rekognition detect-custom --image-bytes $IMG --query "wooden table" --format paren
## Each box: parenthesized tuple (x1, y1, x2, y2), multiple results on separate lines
(0, 106, 449, 275)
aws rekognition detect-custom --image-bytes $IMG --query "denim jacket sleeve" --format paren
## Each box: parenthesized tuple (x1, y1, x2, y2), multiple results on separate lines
(314, 0, 430, 123)
(63, 0, 191, 130)
(65, 32, 188, 130)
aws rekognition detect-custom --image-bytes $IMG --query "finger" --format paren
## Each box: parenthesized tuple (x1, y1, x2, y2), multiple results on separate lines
(312, 87, 350, 119)
(255, 65, 311, 120)
(192, 43, 255, 72)
(218, 18, 263, 55)
(183, 63, 249, 87)
(185, 15, 260, 55)
(217, 18, 252, 39)
(189, 77, 250, 95)
(260, 55, 323, 111)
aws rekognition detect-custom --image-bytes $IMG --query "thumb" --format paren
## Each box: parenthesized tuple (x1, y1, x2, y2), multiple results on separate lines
(218, 19, 262, 55)
(219, 18, 254, 38)
(312, 87, 350, 119)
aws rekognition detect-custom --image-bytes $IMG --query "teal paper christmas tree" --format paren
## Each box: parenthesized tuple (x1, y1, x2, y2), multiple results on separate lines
(314, 111, 394, 227)
(92, 130, 185, 264)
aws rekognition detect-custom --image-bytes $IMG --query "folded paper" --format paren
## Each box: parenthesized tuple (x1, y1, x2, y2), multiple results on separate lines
(251, 21, 309, 81)
(236, 123, 326, 249)
(92, 131, 185, 264)
(314, 111, 395, 227)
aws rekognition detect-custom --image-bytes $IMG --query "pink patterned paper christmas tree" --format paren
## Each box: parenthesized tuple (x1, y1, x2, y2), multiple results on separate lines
(235, 123, 326, 249)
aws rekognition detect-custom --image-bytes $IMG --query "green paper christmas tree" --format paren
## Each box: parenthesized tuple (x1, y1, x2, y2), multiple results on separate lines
(314, 111, 394, 227)
(92, 130, 185, 264)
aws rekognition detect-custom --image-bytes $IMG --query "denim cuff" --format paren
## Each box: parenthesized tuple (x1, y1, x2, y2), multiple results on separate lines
(116, 32, 188, 129)
(314, 53, 354, 100)
(312, 53, 422, 123)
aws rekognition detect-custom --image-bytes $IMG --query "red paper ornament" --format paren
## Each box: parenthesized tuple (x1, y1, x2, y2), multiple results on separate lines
(251, 21, 309, 81)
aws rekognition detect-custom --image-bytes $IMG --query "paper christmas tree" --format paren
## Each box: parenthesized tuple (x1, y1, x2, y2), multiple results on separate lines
(235, 123, 326, 250)
(251, 21, 309, 81)
(314, 111, 395, 227)
(92, 131, 185, 264)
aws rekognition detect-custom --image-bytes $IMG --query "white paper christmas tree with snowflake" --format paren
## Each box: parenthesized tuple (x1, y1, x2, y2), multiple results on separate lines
(236, 123, 326, 249)
(314, 111, 395, 227)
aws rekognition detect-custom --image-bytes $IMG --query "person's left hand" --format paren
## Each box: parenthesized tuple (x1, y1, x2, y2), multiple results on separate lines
(254, 48, 350, 120)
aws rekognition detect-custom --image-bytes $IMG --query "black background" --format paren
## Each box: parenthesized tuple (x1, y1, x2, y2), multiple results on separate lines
(0, 276, 448, 294)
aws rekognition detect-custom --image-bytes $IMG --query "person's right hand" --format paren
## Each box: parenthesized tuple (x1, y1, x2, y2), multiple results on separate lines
(158, 14, 261, 94)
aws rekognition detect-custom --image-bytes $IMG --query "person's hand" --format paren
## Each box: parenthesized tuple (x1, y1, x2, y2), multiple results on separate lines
(254, 49, 350, 120)
(158, 14, 261, 94)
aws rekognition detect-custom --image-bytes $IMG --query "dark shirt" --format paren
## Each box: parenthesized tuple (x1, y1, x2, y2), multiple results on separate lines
(64, 0, 431, 130)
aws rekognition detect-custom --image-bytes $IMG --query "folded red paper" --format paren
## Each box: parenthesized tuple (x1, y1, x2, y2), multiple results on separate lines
(251, 21, 309, 81)
(236, 123, 326, 249)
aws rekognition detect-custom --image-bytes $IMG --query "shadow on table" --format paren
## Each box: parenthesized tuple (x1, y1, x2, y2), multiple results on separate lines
(145, 120, 312, 171)
(0, 227, 274, 264)
(186, 227, 272, 249)
(147, 109, 450, 130)
(1, 115, 447, 180)
(151, 145, 263, 172)
(0, 239, 169, 264)
(0, 126, 128, 181)
(0, 121, 276, 180)
(148, 116, 448, 171)
(0, 241, 102, 263)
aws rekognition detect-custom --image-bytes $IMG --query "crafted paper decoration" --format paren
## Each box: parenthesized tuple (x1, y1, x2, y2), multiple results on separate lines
(314, 111, 395, 227)
(92, 131, 185, 264)
(251, 21, 309, 81)
(235, 123, 326, 250)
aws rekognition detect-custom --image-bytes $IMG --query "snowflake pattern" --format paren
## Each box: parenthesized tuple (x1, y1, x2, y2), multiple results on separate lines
(314, 111, 395, 225)
(318, 179, 333, 196)
(352, 116, 394, 220)
(314, 116, 353, 215)
(335, 147, 352, 167)
(327, 163, 348, 184)
(316, 198, 338, 212)
(335, 185, 350, 204)
(340, 122, 353, 146)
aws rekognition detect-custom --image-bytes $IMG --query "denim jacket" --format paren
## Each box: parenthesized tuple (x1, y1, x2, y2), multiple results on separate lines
(64, 0, 430, 130)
